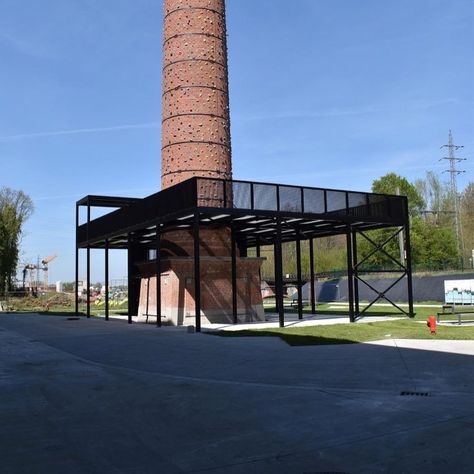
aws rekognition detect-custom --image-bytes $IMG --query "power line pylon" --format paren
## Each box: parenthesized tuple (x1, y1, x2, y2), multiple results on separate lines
(440, 130, 466, 259)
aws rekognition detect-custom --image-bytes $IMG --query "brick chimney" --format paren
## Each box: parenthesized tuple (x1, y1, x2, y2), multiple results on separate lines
(161, 0, 232, 189)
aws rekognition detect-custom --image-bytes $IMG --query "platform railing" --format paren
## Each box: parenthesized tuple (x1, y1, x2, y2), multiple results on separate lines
(196, 177, 406, 221)
(77, 177, 407, 245)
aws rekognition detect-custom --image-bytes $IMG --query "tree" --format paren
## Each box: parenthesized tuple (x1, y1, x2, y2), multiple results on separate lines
(0, 188, 34, 293)
(414, 171, 454, 228)
(372, 172, 425, 215)
(460, 182, 474, 265)
(359, 172, 459, 270)
(357, 173, 423, 270)
(410, 216, 459, 269)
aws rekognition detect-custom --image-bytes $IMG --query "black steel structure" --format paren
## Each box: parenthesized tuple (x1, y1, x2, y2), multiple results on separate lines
(76, 177, 414, 330)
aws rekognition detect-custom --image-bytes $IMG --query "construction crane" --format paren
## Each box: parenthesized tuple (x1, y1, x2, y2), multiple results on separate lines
(20, 263, 37, 289)
(41, 255, 57, 291)
(18, 254, 57, 291)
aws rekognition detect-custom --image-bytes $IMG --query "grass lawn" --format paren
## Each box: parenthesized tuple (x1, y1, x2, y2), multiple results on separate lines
(217, 320, 474, 346)
(218, 302, 474, 346)
(1, 301, 126, 318)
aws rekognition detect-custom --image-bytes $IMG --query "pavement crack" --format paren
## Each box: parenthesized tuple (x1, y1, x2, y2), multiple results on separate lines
(393, 339, 417, 391)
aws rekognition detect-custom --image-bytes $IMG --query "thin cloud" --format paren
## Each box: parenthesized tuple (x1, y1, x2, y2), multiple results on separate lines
(33, 187, 157, 202)
(237, 98, 457, 122)
(0, 122, 161, 142)
(252, 161, 446, 184)
(0, 30, 58, 60)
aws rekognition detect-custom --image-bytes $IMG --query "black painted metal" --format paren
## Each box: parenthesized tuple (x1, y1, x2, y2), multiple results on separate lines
(145, 278, 150, 323)
(296, 232, 303, 320)
(231, 226, 238, 325)
(86, 204, 91, 318)
(86, 247, 90, 318)
(346, 228, 355, 323)
(352, 231, 360, 315)
(75, 204, 79, 316)
(156, 226, 162, 327)
(355, 224, 412, 318)
(405, 222, 415, 318)
(76, 177, 407, 249)
(273, 242, 280, 314)
(77, 195, 140, 208)
(75, 179, 412, 325)
(255, 239, 262, 283)
(275, 219, 285, 328)
(193, 213, 201, 332)
(163, 5, 223, 22)
(309, 238, 316, 314)
(105, 239, 109, 321)
(127, 234, 133, 324)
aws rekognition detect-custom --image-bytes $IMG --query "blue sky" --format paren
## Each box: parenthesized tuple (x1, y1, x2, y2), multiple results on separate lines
(1, 0, 473, 283)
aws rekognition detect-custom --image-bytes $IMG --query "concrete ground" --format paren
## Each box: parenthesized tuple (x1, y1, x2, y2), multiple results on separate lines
(1, 314, 473, 474)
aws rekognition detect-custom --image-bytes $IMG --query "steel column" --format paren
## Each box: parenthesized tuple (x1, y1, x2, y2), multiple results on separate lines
(156, 226, 162, 327)
(309, 238, 316, 314)
(352, 231, 360, 316)
(255, 239, 262, 284)
(231, 227, 238, 324)
(405, 222, 415, 318)
(105, 238, 109, 321)
(75, 204, 79, 316)
(275, 219, 285, 328)
(273, 242, 279, 314)
(296, 232, 303, 320)
(86, 246, 90, 318)
(127, 234, 133, 324)
(346, 227, 355, 323)
(86, 203, 91, 318)
(193, 213, 201, 332)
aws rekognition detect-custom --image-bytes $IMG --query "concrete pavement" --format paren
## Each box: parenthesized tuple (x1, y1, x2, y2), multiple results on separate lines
(1, 313, 473, 473)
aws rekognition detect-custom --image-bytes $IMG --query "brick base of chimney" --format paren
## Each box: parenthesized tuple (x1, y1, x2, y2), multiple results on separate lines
(136, 255, 264, 325)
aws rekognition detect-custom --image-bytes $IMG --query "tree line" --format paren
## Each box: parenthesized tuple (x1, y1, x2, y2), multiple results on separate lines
(0, 187, 34, 294)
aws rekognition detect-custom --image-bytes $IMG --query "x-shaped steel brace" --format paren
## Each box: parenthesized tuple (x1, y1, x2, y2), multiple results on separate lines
(357, 228, 407, 272)
(356, 272, 409, 317)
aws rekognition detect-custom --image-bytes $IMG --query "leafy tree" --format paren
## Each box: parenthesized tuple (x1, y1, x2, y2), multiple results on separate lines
(415, 171, 455, 228)
(460, 182, 474, 265)
(62, 282, 75, 292)
(0, 188, 34, 293)
(359, 172, 459, 270)
(410, 216, 459, 269)
(372, 172, 425, 215)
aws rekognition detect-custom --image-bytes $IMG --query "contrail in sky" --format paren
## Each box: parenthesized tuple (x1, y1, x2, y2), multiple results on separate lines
(0, 122, 161, 142)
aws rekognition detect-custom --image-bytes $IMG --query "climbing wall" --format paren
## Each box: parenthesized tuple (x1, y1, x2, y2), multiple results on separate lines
(161, 0, 232, 189)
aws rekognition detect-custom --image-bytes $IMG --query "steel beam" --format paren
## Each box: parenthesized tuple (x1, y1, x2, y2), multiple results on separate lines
(127, 234, 133, 324)
(405, 221, 415, 318)
(274, 242, 279, 314)
(296, 232, 303, 320)
(346, 227, 355, 323)
(352, 231, 360, 316)
(105, 238, 109, 321)
(275, 219, 285, 328)
(309, 238, 316, 314)
(156, 226, 162, 327)
(86, 203, 91, 318)
(231, 226, 238, 324)
(75, 204, 79, 316)
(193, 213, 201, 332)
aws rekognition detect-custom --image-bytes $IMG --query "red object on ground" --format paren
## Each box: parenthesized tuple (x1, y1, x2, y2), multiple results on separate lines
(427, 316, 437, 334)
